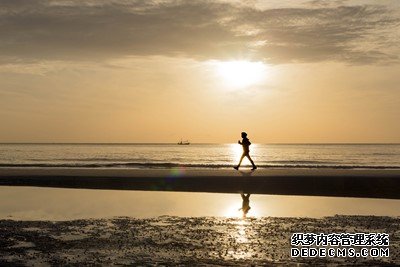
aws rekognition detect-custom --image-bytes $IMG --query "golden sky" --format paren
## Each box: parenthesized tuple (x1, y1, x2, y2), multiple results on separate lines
(0, 0, 399, 143)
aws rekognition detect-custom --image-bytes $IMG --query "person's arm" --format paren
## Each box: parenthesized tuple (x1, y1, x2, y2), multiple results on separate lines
(238, 140, 242, 145)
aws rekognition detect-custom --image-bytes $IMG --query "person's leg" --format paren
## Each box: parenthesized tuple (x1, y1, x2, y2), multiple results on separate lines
(239, 154, 246, 166)
(246, 154, 257, 169)
(235, 153, 245, 169)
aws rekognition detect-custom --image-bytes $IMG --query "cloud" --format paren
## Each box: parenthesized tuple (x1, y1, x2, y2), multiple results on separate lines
(0, 0, 398, 65)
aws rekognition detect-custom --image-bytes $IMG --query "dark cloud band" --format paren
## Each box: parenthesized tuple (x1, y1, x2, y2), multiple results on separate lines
(0, 0, 398, 64)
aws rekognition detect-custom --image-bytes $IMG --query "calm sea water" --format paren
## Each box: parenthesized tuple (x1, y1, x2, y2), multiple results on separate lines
(0, 143, 399, 169)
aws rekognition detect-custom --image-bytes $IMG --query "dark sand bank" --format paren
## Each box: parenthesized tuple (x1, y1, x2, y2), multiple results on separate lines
(0, 168, 399, 199)
(0, 215, 398, 266)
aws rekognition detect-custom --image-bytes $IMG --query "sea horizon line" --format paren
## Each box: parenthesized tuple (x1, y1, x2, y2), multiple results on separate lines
(0, 142, 399, 145)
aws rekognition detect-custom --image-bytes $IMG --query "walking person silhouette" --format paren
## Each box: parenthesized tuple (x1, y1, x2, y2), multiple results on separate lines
(234, 132, 257, 170)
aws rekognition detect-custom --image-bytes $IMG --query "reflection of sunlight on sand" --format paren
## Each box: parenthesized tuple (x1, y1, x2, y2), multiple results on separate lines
(235, 222, 248, 243)
(226, 219, 253, 260)
(223, 204, 259, 218)
(224, 204, 242, 218)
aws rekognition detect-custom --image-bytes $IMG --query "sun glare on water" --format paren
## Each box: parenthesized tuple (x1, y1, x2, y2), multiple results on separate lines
(215, 60, 267, 88)
(224, 204, 260, 218)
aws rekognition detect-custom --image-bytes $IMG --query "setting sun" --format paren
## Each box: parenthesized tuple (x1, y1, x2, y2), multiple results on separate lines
(215, 60, 267, 88)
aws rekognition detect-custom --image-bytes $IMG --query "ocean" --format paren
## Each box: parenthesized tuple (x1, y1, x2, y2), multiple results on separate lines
(0, 143, 399, 169)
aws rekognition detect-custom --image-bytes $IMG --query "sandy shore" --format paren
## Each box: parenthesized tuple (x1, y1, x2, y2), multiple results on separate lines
(0, 215, 398, 266)
(0, 168, 399, 199)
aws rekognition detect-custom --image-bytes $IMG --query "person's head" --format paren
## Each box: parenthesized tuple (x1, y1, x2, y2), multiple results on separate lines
(241, 132, 247, 138)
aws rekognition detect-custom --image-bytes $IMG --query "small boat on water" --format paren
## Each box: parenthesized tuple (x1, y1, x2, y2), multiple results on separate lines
(178, 139, 190, 145)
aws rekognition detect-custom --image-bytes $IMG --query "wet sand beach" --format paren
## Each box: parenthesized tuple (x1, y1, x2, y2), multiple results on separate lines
(0, 168, 399, 199)
(0, 215, 399, 266)
(1, 169, 399, 265)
